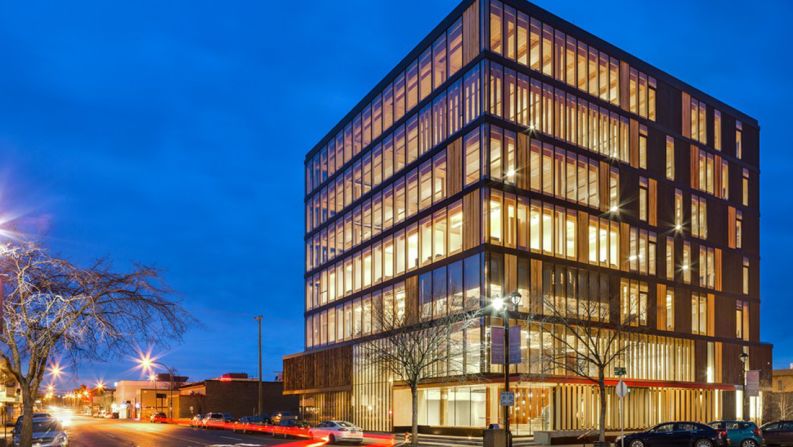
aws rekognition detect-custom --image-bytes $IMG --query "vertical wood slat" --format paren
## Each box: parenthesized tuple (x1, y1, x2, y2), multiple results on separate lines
(690, 144, 699, 190)
(656, 283, 667, 331)
(727, 206, 736, 248)
(629, 119, 639, 168)
(517, 132, 529, 190)
(620, 222, 631, 271)
(648, 178, 658, 226)
(619, 61, 630, 111)
(505, 253, 517, 293)
(599, 161, 609, 212)
(405, 274, 419, 324)
(707, 293, 716, 336)
(530, 259, 542, 314)
(681, 91, 691, 138)
(715, 248, 723, 292)
(462, 0, 480, 67)
(448, 138, 463, 196)
(463, 189, 481, 250)
(578, 211, 590, 263)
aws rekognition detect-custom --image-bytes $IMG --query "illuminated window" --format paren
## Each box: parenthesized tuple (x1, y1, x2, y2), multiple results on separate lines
(665, 136, 675, 180)
(489, 0, 503, 54)
(743, 257, 750, 295)
(665, 237, 674, 281)
(432, 34, 447, 90)
(639, 177, 648, 222)
(714, 110, 722, 150)
(664, 288, 675, 331)
(691, 293, 708, 335)
(620, 278, 647, 326)
(736, 120, 743, 159)
(448, 201, 463, 254)
(736, 210, 743, 249)
(691, 196, 708, 239)
(448, 19, 463, 76)
(639, 125, 647, 169)
(489, 191, 503, 244)
(736, 301, 744, 339)
(682, 241, 691, 284)
(464, 129, 481, 185)
(742, 169, 749, 206)
(674, 189, 683, 230)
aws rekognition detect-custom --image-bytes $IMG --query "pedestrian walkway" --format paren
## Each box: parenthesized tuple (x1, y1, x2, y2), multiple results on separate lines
(411, 433, 539, 447)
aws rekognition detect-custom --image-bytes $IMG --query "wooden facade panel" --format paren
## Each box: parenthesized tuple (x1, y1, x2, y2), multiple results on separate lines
(656, 283, 667, 331)
(727, 206, 736, 249)
(649, 178, 658, 226)
(681, 91, 691, 138)
(283, 345, 353, 393)
(505, 253, 517, 293)
(577, 211, 589, 263)
(517, 133, 529, 190)
(462, 0, 480, 67)
(463, 189, 481, 250)
(447, 138, 463, 196)
(405, 274, 419, 324)
(599, 161, 609, 212)
(629, 119, 639, 169)
(619, 61, 630, 111)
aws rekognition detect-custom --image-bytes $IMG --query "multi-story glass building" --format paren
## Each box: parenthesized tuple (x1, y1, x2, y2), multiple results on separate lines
(284, 0, 771, 434)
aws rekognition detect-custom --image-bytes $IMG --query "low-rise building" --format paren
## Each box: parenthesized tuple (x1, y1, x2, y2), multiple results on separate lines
(177, 373, 298, 419)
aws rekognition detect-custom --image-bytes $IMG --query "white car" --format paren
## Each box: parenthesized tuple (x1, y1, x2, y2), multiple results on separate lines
(12, 416, 68, 447)
(310, 420, 364, 444)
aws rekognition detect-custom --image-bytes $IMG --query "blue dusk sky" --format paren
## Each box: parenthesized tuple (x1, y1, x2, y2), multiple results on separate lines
(0, 0, 790, 389)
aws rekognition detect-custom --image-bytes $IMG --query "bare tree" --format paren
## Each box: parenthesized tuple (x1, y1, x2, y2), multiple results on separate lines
(0, 242, 189, 447)
(533, 294, 636, 443)
(774, 392, 793, 420)
(361, 304, 481, 446)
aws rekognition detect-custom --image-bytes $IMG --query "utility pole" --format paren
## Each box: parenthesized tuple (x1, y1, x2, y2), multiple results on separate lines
(255, 315, 263, 416)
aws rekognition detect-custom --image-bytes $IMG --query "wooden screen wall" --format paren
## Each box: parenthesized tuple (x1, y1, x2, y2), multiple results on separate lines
(283, 346, 353, 393)
(462, 0, 480, 66)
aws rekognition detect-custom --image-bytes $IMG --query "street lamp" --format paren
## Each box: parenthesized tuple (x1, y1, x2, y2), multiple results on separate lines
(137, 354, 177, 422)
(740, 351, 749, 421)
(494, 291, 521, 447)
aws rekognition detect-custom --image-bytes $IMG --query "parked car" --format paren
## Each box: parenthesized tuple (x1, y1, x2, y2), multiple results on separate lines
(762, 421, 793, 446)
(233, 415, 270, 433)
(202, 412, 234, 429)
(274, 418, 311, 438)
(310, 420, 364, 444)
(708, 420, 763, 447)
(12, 415, 68, 447)
(150, 412, 167, 423)
(189, 414, 203, 427)
(616, 422, 725, 447)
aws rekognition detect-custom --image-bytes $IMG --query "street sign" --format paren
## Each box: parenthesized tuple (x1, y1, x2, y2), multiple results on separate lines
(500, 391, 515, 407)
(746, 370, 760, 397)
(615, 380, 629, 398)
(614, 367, 627, 376)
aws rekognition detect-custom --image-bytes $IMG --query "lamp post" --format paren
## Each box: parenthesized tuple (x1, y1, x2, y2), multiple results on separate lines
(255, 315, 263, 417)
(494, 291, 522, 447)
(138, 354, 177, 421)
(740, 351, 749, 421)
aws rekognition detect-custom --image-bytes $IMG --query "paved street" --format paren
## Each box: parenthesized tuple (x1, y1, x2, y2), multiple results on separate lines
(63, 415, 330, 447)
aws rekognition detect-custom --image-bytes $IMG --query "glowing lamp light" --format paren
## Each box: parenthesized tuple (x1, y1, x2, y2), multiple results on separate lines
(148, 373, 157, 382)
(48, 363, 62, 379)
(506, 168, 516, 178)
(492, 297, 505, 311)
(681, 264, 689, 271)
(609, 205, 619, 213)
(674, 223, 682, 232)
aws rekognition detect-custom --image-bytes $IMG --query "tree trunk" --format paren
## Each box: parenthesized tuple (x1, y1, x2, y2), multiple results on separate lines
(20, 384, 35, 447)
(598, 373, 607, 443)
(411, 385, 419, 447)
